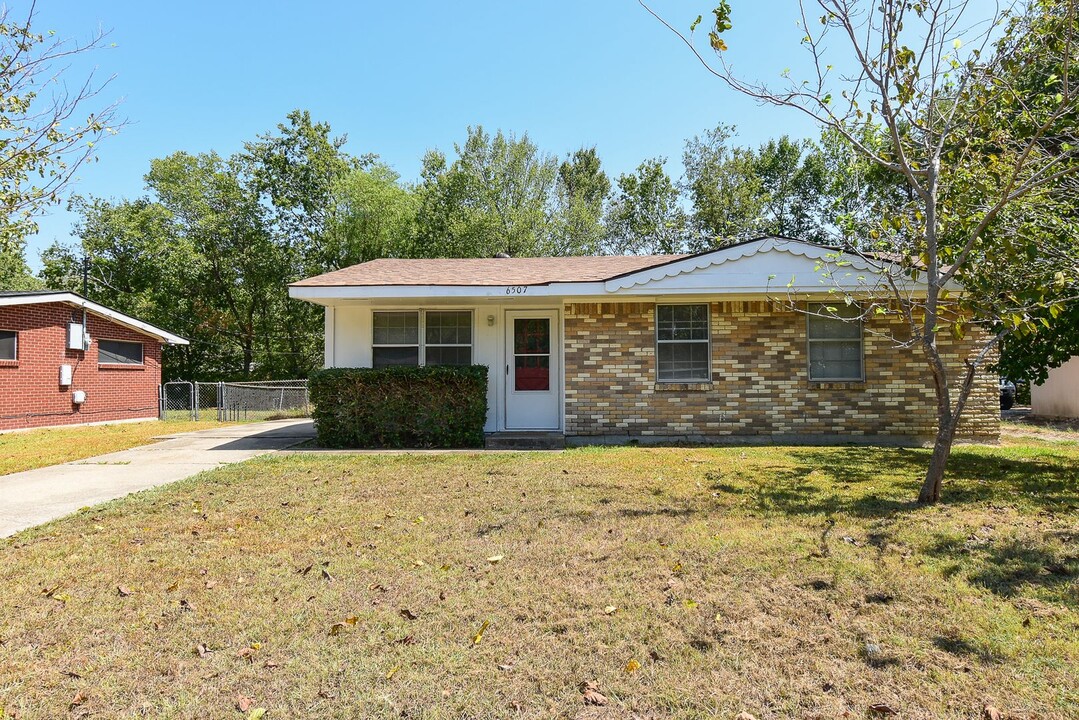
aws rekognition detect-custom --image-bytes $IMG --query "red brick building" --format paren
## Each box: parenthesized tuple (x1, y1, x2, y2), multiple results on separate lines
(0, 291, 188, 432)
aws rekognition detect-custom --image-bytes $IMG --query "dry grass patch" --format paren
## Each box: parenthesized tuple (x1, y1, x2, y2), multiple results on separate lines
(0, 420, 236, 476)
(0, 443, 1076, 719)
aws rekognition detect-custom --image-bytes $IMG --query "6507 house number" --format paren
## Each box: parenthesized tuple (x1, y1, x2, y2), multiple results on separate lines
(505, 286, 528, 295)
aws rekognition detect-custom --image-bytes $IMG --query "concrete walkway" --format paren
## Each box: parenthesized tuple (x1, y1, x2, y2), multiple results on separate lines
(0, 419, 315, 537)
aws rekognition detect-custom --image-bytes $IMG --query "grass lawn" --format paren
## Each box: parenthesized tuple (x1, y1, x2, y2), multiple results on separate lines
(1, 437, 1076, 719)
(0, 420, 235, 476)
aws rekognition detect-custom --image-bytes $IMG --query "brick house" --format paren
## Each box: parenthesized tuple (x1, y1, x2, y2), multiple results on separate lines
(289, 237, 999, 445)
(0, 291, 188, 432)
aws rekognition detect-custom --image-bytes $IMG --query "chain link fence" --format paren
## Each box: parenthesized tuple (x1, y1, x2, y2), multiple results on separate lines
(159, 380, 310, 421)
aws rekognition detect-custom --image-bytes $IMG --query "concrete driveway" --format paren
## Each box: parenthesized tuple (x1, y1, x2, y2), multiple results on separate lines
(0, 419, 315, 537)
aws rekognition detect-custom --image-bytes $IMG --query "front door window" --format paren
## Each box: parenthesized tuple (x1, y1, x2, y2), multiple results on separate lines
(513, 318, 550, 391)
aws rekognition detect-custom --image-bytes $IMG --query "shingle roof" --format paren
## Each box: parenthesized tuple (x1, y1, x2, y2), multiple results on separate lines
(291, 255, 685, 287)
(0, 289, 64, 297)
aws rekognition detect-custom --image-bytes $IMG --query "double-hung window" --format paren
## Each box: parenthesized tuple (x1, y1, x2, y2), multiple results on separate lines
(0, 330, 16, 360)
(372, 310, 472, 368)
(806, 303, 864, 381)
(656, 304, 710, 382)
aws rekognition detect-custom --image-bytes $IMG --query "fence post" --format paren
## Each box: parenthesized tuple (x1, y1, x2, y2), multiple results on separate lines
(159, 384, 164, 420)
(218, 382, 225, 422)
(193, 382, 200, 422)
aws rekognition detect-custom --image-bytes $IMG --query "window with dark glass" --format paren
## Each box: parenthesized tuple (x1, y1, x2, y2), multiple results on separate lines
(656, 304, 710, 382)
(98, 339, 143, 365)
(372, 311, 420, 368)
(807, 303, 864, 380)
(0, 330, 16, 360)
(425, 311, 472, 366)
(513, 318, 551, 391)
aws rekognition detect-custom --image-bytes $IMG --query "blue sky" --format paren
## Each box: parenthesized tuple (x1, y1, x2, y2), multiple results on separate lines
(22, 1, 833, 267)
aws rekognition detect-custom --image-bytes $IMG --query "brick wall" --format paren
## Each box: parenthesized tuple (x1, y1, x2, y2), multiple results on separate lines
(563, 301, 999, 445)
(0, 302, 163, 431)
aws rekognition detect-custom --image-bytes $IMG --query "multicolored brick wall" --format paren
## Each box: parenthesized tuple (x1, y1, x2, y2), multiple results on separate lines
(0, 302, 163, 431)
(563, 301, 999, 444)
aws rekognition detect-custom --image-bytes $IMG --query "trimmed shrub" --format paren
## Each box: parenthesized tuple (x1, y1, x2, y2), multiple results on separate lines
(308, 366, 488, 448)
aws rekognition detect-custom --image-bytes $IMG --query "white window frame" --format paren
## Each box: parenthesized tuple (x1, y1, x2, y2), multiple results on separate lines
(371, 310, 474, 368)
(424, 310, 474, 366)
(98, 338, 144, 366)
(806, 303, 864, 382)
(655, 303, 711, 383)
(0, 329, 16, 361)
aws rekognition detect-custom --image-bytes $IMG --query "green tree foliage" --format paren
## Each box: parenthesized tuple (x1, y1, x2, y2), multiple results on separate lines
(415, 126, 572, 258)
(324, 163, 418, 267)
(42, 111, 362, 380)
(0, 240, 42, 290)
(553, 147, 611, 255)
(604, 157, 688, 254)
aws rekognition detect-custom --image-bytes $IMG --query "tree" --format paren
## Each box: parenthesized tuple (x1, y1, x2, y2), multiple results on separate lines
(323, 163, 418, 267)
(644, 0, 1079, 502)
(604, 157, 688, 254)
(415, 126, 562, 258)
(0, 1, 121, 260)
(682, 124, 764, 247)
(683, 126, 830, 248)
(552, 147, 610, 255)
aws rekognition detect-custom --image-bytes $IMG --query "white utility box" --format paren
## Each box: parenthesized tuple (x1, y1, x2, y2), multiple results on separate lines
(59, 364, 73, 386)
(67, 322, 89, 351)
(72, 390, 86, 404)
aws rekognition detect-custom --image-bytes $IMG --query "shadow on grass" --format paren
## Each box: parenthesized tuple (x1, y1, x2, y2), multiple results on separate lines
(722, 446, 1079, 519)
(925, 535, 1079, 599)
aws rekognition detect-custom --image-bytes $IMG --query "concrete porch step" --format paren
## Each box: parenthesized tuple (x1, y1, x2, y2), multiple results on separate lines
(484, 432, 566, 450)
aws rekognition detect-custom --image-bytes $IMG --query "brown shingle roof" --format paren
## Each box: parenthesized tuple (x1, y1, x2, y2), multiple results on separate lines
(291, 255, 685, 287)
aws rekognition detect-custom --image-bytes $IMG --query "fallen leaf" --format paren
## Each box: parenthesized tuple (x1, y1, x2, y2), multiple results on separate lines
(166, 581, 179, 592)
(983, 706, 1002, 720)
(70, 690, 88, 709)
(471, 619, 490, 646)
(498, 660, 515, 671)
(413, 516, 425, 524)
(248, 710, 266, 720)
(413, 560, 426, 567)
(263, 660, 279, 669)
(604, 605, 618, 615)
(580, 681, 608, 706)
(61, 670, 82, 679)
(116, 585, 132, 597)
(179, 598, 193, 612)
(205, 580, 217, 590)
(329, 622, 348, 637)
(682, 598, 698, 609)
(321, 568, 335, 582)
(236, 694, 254, 712)
(345, 615, 359, 626)
(372, 523, 383, 529)
(735, 713, 758, 720)
(625, 659, 641, 673)
(237, 646, 258, 661)
(868, 703, 898, 716)
(399, 608, 418, 621)
(487, 555, 503, 564)
(394, 635, 416, 645)
(196, 643, 211, 657)
(439, 563, 451, 571)
(385, 664, 401, 679)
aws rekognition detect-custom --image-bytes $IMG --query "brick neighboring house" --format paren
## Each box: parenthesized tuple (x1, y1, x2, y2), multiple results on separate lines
(289, 237, 1000, 445)
(0, 291, 188, 432)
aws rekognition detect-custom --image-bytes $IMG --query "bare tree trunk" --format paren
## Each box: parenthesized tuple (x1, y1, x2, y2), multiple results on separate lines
(919, 420, 956, 503)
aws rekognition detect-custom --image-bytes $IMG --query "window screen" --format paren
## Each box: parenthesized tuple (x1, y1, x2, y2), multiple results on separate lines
(424, 311, 472, 366)
(372, 311, 419, 368)
(807, 303, 864, 380)
(656, 304, 710, 381)
(98, 339, 143, 365)
(0, 330, 15, 360)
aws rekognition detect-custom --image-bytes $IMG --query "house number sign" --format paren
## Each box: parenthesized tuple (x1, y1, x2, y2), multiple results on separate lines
(505, 286, 528, 295)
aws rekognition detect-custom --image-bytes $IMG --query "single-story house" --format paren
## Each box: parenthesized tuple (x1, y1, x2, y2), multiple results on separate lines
(1031, 356, 1079, 418)
(289, 237, 999, 445)
(0, 290, 188, 432)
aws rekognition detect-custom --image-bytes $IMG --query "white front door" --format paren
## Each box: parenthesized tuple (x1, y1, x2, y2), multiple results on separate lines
(504, 310, 561, 430)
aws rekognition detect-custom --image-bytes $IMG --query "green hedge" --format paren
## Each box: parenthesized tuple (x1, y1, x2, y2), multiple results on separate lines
(308, 366, 488, 448)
